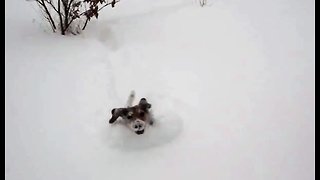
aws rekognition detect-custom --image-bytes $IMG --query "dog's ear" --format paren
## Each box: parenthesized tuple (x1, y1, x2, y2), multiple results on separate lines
(109, 108, 121, 124)
(109, 108, 129, 124)
(109, 116, 118, 124)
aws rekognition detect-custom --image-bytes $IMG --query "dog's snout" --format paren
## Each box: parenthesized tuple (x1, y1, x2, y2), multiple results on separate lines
(136, 129, 144, 135)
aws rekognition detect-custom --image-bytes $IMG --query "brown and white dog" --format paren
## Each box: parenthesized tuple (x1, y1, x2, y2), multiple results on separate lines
(109, 91, 153, 135)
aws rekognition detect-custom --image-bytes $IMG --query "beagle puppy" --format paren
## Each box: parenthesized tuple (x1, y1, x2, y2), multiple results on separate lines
(109, 91, 153, 135)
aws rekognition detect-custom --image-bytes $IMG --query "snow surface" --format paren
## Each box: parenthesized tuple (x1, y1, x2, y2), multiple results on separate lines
(5, 0, 315, 180)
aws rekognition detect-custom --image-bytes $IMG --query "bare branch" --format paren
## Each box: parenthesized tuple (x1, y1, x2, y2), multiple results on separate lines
(81, 0, 119, 30)
(81, 18, 89, 30)
(64, 17, 75, 31)
(37, 4, 56, 32)
(36, 0, 57, 30)
(58, 0, 65, 34)
(98, 0, 119, 12)
(63, 0, 78, 33)
(44, 0, 59, 14)
(67, 0, 75, 15)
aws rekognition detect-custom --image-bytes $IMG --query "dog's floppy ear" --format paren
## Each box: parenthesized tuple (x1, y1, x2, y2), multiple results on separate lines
(109, 108, 128, 124)
(109, 108, 121, 124)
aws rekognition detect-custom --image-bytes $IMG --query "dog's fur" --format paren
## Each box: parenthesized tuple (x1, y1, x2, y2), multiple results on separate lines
(109, 91, 153, 135)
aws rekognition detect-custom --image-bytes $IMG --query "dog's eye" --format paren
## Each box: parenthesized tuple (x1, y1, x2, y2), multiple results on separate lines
(127, 115, 133, 119)
(134, 125, 138, 129)
(139, 112, 145, 117)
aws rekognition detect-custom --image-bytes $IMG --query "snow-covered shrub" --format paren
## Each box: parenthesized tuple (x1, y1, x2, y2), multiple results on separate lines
(30, 0, 119, 35)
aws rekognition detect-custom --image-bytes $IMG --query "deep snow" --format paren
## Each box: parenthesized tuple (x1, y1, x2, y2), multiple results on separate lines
(5, 0, 314, 180)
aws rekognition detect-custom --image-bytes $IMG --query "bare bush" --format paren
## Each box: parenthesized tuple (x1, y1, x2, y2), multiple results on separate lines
(31, 0, 119, 35)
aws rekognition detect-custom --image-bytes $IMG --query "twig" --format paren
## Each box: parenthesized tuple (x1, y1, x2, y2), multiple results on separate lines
(58, 0, 65, 34)
(36, 0, 57, 30)
(98, 0, 119, 12)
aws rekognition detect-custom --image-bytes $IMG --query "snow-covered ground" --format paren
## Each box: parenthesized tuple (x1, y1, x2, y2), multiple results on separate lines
(5, 0, 315, 180)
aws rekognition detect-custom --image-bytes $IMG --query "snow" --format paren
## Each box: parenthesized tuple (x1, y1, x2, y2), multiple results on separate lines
(5, 0, 314, 180)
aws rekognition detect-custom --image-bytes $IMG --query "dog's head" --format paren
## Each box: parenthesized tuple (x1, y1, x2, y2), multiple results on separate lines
(109, 98, 152, 135)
